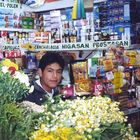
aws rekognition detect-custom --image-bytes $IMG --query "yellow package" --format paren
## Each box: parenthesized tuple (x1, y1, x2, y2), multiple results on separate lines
(113, 78, 123, 88)
(135, 54, 140, 66)
(114, 83, 123, 89)
(114, 88, 122, 94)
(75, 80, 92, 93)
(124, 50, 137, 66)
(72, 61, 88, 83)
(114, 72, 123, 78)
(124, 50, 137, 57)
(103, 59, 114, 71)
(129, 57, 136, 66)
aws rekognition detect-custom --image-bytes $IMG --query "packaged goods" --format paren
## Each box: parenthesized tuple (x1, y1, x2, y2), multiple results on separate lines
(92, 79, 103, 96)
(75, 80, 92, 94)
(124, 50, 137, 66)
(135, 53, 140, 66)
(72, 61, 88, 82)
(135, 68, 140, 81)
(71, 60, 92, 95)
(103, 59, 114, 71)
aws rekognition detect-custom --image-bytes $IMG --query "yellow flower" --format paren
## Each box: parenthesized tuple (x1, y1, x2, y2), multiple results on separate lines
(33, 96, 136, 140)
(1, 59, 18, 70)
(30, 126, 87, 140)
(21, 43, 35, 51)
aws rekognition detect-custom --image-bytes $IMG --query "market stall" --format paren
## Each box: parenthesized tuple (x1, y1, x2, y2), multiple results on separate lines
(0, 0, 140, 139)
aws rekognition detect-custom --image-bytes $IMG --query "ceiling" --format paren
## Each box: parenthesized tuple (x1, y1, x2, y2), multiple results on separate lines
(19, 0, 46, 8)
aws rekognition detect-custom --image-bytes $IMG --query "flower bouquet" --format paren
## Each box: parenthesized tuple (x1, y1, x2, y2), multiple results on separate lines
(0, 58, 30, 103)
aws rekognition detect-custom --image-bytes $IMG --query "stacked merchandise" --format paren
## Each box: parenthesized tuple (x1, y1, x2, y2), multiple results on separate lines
(93, 0, 140, 43)
(36, 10, 61, 43)
(0, 9, 36, 45)
(35, 8, 93, 44)
(0, 7, 35, 30)
(61, 9, 93, 43)
(50, 10, 61, 43)
(0, 9, 21, 29)
(68, 46, 140, 111)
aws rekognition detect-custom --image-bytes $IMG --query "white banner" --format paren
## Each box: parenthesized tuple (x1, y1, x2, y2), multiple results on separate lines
(0, 40, 130, 51)
(34, 40, 130, 51)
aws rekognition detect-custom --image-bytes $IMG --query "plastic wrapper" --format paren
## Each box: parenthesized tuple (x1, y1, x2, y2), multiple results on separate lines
(72, 61, 88, 83)
(103, 59, 114, 71)
(71, 60, 92, 96)
(105, 82, 114, 95)
(135, 68, 140, 81)
(135, 54, 140, 66)
(92, 80, 103, 96)
(75, 80, 92, 94)
(61, 84, 74, 98)
(124, 50, 137, 66)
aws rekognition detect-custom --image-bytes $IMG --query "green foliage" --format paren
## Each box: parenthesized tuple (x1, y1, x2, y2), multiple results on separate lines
(0, 72, 29, 103)
(0, 70, 43, 140)
(0, 102, 44, 140)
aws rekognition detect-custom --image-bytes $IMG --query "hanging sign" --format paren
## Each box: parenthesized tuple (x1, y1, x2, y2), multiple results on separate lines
(0, 1, 20, 9)
(0, 40, 130, 51)
(34, 40, 130, 51)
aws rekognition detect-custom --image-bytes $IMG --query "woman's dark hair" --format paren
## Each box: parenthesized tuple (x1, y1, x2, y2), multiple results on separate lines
(39, 52, 65, 71)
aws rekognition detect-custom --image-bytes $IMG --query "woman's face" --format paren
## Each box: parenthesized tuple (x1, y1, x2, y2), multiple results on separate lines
(39, 63, 63, 92)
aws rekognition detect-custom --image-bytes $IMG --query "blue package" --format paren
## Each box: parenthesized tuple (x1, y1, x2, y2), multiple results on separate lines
(65, 8, 72, 21)
(93, 5, 99, 20)
(124, 3, 130, 21)
(114, 23, 124, 36)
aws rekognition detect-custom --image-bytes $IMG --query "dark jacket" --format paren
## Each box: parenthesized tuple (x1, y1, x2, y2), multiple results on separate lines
(24, 81, 60, 105)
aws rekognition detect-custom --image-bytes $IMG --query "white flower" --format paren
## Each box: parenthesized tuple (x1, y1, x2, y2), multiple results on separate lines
(87, 128, 92, 133)
(21, 101, 44, 113)
(14, 71, 30, 87)
(1, 66, 9, 73)
(87, 134, 92, 139)
(51, 99, 54, 103)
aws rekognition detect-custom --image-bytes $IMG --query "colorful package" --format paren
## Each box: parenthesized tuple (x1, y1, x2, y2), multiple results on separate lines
(135, 68, 140, 81)
(75, 79, 92, 95)
(72, 61, 88, 83)
(103, 59, 114, 71)
(92, 79, 103, 96)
